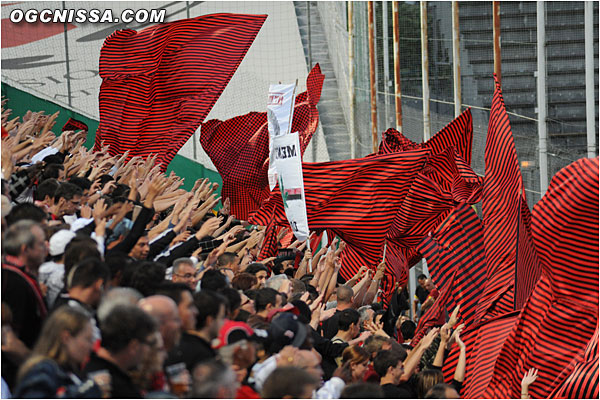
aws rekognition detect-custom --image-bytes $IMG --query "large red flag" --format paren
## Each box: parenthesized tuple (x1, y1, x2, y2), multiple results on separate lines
(476, 75, 542, 322)
(200, 64, 325, 221)
(94, 14, 266, 168)
(483, 156, 599, 399)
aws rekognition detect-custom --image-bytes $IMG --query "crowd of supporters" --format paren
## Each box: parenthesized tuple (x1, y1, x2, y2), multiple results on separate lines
(1, 105, 540, 399)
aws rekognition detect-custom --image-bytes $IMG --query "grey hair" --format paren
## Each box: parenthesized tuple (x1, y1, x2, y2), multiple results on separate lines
(2, 220, 39, 256)
(265, 274, 289, 292)
(358, 305, 373, 325)
(97, 287, 143, 323)
(172, 257, 194, 274)
(192, 360, 237, 398)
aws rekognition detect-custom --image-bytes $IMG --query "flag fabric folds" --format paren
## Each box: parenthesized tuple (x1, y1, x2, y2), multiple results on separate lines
(94, 14, 266, 168)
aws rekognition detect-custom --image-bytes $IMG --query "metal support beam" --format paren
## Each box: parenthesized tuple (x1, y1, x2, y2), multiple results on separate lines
(368, 1, 378, 152)
(62, 1, 72, 108)
(493, 1, 501, 83)
(585, 1, 597, 158)
(536, 2, 548, 195)
(382, 1, 390, 128)
(452, 1, 462, 117)
(392, 1, 403, 132)
(348, 2, 356, 159)
(420, 1, 430, 140)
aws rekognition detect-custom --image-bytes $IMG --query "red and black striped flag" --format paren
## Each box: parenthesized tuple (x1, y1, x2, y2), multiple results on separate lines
(200, 64, 325, 221)
(476, 75, 541, 322)
(483, 156, 599, 399)
(62, 117, 88, 132)
(94, 14, 266, 168)
(249, 150, 431, 277)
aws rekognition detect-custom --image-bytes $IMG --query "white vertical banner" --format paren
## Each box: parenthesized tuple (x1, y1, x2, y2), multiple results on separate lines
(272, 132, 309, 241)
(267, 83, 297, 190)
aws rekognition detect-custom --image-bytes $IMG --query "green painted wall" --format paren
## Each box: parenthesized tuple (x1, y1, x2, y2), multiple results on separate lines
(1, 83, 222, 193)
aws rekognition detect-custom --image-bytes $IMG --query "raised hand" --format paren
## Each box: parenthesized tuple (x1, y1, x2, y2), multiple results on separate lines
(521, 368, 538, 392)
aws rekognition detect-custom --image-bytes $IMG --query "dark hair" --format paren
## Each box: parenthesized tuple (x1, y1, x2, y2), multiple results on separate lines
(338, 309, 360, 331)
(262, 366, 318, 399)
(416, 369, 445, 398)
(194, 290, 227, 330)
(218, 287, 241, 315)
(68, 177, 92, 191)
(254, 288, 278, 312)
(200, 269, 228, 291)
(110, 183, 131, 199)
(216, 252, 237, 268)
(191, 360, 237, 398)
(53, 182, 83, 202)
(337, 285, 354, 304)
(34, 178, 59, 201)
(103, 252, 132, 285)
(417, 274, 428, 281)
(373, 349, 403, 377)
(231, 272, 257, 291)
(245, 263, 269, 276)
(41, 163, 63, 181)
(424, 383, 456, 399)
(63, 239, 101, 286)
(341, 382, 384, 399)
(67, 257, 110, 289)
(6, 203, 47, 226)
(100, 305, 157, 353)
(156, 281, 193, 305)
(97, 174, 114, 186)
(400, 320, 417, 341)
(129, 261, 167, 297)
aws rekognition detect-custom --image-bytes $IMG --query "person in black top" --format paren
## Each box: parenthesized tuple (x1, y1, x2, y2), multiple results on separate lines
(374, 349, 413, 399)
(412, 274, 430, 320)
(83, 305, 158, 399)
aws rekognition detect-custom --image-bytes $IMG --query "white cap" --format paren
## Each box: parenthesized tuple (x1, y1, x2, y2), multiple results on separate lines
(49, 229, 76, 256)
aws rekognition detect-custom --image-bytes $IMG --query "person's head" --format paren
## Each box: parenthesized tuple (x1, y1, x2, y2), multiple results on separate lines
(5, 203, 48, 226)
(262, 366, 319, 399)
(416, 369, 445, 398)
(417, 274, 428, 288)
(217, 252, 238, 272)
(400, 320, 417, 342)
(268, 312, 308, 354)
(337, 308, 361, 339)
(129, 261, 167, 297)
(373, 350, 405, 385)
(68, 177, 92, 195)
(341, 345, 370, 382)
(424, 279, 435, 292)
(194, 290, 227, 340)
(2, 220, 48, 271)
(191, 360, 238, 399)
(296, 349, 324, 382)
(340, 382, 384, 399)
(48, 229, 76, 260)
(336, 285, 354, 307)
(245, 263, 269, 288)
(290, 278, 306, 296)
(172, 257, 198, 290)
(156, 282, 199, 332)
(17, 306, 93, 381)
(265, 274, 291, 297)
(231, 272, 258, 292)
(425, 383, 460, 399)
(97, 287, 143, 323)
(34, 178, 59, 205)
(129, 233, 150, 260)
(138, 295, 181, 352)
(254, 288, 279, 315)
(53, 182, 83, 216)
(66, 257, 111, 308)
(357, 305, 374, 331)
(239, 291, 255, 314)
(363, 335, 393, 359)
(200, 269, 228, 291)
(99, 304, 158, 370)
(218, 287, 242, 319)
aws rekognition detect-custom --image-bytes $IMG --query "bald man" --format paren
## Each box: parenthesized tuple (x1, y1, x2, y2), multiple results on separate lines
(139, 295, 182, 352)
(321, 285, 355, 339)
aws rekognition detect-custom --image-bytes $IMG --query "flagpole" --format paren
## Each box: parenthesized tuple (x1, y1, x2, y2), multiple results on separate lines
(493, 1, 501, 84)
(452, 1, 462, 117)
(368, 1, 378, 152)
(420, 1, 430, 141)
(392, 1, 403, 132)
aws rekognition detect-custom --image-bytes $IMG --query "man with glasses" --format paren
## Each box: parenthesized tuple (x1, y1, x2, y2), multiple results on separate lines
(171, 257, 198, 290)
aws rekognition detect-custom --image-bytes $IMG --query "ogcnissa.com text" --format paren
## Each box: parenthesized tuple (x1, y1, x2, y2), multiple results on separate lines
(9, 8, 166, 24)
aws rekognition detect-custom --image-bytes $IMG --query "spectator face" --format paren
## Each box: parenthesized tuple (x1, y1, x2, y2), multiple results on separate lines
(391, 360, 405, 385)
(254, 270, 268, 288)
(351, 359, 370, 382)
(65, 194, 82, 215)
(298, 350, 323, 382)
(137, 331, 161, 367)
(178, 291, 199, 331)
(64, 321, 95, 366)
(162, 305, 183, 351)
(130, 235, 150, 260)
(418, 278, 427, 289)
(26, 224, 49, 269)
(173, 263, 198, 289)
(208, 304, 226, 340)
(240, 293, 255, 314)
(425, 279, 435, 292)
